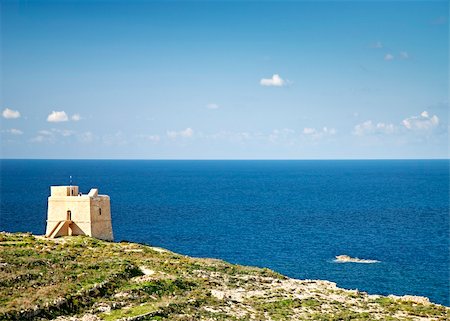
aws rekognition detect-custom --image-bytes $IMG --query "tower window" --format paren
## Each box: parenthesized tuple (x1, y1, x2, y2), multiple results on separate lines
(99, 208, 102, 215)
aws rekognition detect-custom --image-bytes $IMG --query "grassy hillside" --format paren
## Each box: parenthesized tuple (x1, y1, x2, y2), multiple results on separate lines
(0, 233, 448, 320)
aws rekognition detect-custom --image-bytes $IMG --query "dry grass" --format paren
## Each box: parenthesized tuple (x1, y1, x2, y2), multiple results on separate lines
(1, 232, 448, 321)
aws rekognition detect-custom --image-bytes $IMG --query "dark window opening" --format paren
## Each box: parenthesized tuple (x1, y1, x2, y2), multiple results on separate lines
(99, 208, 102, 215)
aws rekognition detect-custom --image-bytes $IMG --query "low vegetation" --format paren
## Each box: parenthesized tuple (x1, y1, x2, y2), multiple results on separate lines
(0, 232, 448, 320)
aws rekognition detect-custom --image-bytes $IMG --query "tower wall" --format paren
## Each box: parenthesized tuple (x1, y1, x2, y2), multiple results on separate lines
(46, 186, 113, 241)
(90, 195, 113, 241)
(46, 195, 92, 237)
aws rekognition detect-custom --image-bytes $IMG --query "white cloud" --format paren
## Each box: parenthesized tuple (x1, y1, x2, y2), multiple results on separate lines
(167, 128, 194, 139)
(260, 74, 286, 87)
(353, 120, 396, 136)
(384, 53, 394, 61)
(2, 128, 23, 135)
(2, 108, 21, 119)
(142, 134, 160, 142)
(71, 114, 81, 121)
(353, 111, 441, 137)
(402, 111, 439, 130)
(303, 128, 316, 135)
(303, 127, 336, 136)
(47, 111, 68, 122)
(180, 128, 194, 138)
(302, 126, 336, 139)
(207, 103, 219, 110)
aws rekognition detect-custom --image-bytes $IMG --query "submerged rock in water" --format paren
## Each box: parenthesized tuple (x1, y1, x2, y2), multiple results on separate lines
(334, 255, 380, 264)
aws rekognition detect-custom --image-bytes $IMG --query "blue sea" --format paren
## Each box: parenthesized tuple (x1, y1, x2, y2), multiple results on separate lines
(0, 160, 448, 305)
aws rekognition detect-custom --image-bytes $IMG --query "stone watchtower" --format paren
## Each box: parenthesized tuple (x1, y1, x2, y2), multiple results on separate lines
(45, 186, 113, 241)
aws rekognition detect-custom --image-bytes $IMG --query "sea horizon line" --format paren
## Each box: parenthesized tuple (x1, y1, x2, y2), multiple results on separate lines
(1, 158, 449, 161)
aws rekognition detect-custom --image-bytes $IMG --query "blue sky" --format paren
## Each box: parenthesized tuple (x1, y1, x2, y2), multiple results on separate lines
(1, 0, 448, 159)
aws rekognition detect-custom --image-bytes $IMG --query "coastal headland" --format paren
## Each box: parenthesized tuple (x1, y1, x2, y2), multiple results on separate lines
(1, 233, 448, 320)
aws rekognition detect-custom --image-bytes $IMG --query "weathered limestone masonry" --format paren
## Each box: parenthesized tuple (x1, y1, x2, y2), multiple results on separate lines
(45, 186, 114, 241)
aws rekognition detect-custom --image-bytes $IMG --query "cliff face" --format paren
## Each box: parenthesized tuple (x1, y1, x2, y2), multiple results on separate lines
(0, 233, 448, 321)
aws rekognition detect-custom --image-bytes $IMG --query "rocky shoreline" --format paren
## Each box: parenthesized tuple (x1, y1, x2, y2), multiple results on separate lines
(1, 233, 448, 320)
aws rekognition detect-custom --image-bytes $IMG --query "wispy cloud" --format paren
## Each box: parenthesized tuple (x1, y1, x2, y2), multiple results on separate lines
(384, 53, 394, 61)
(52, 129, 75, 137)
(71, 114, 82, 121)
(302, 127, 336, 139)
(38, 130, 53, 136)
(399, 51, 409, 59)
(31, 128, 76, 143)
(303, 128, 316, 135)
(2, 108, 21, 119)
(370, 41, 383, 49)
(167, 128, 194, 139)
(47, 111, 69, 122)
(30, 136, 47, 143)
(38, 129, 75, 136)
(207, 130, 264, 143)
(139, 134, 160, 142)
(31, 131, 54, 143)
(206, 103, 219, 110)
(206, 128, 336, 144)
(402, 111, 439, 130)
(353, 121, 396, 136)
(78, 131, 95, 143)
(353, 111, 440, 137)
(102, 131, 127, 146)
(260, 74, 286, 87)
(268, 128, 295, 143)
(2, 128, 23, 135)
